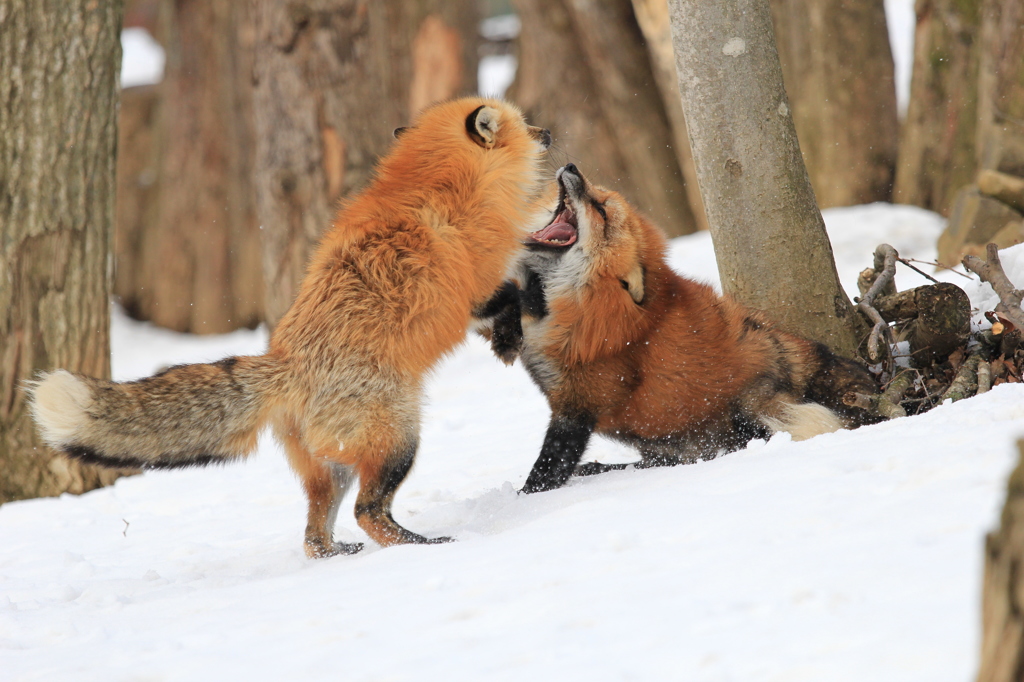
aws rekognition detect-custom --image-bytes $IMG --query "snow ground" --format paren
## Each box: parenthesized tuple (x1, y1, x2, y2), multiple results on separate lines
(3, 206, 1024, 681)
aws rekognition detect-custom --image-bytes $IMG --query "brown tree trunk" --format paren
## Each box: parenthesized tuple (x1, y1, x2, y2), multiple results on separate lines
(977, 439, 1024, 682)
(977, 0, 1024, 178)
(893, 0, 982, 216)
(0, 0, 127, 503)
(511, 0, 699, 237)
(116, 0, 264, 334)
(769, 0, 899, 207)
(115, 84, 162, 318)
(630, 0, 709, 232)
(667, 0, 866, 359)
(251, 0, 480, 327)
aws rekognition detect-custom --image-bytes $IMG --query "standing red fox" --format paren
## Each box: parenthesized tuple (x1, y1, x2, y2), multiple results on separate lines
(478, 164, 881, 493)
(29, 98, 551, 557)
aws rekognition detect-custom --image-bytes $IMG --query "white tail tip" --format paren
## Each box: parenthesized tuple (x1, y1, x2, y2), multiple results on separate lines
(29, 370, 93, 447)
(761, 402, 843, 442)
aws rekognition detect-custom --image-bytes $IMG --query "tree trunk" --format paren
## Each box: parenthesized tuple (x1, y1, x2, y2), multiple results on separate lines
(769, 0, 899, 207)
(977, 439, 1024, 682)
(251, 0, 480, 327)
(114, 85, 162, 319)
(630, 0, 709, 232)
(977, 0, 1024, 178)
(893, 0, 981, 216)
(0, 0, 127, 503)
(511, 0, 699, 237)
(117, 0, 263, 334)
(667, 0, 866, 359)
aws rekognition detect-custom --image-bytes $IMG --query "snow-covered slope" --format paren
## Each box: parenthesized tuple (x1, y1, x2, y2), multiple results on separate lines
(3, 206, 1023, 681)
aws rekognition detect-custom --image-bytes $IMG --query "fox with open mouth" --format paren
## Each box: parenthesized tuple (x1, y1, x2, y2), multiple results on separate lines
(477, 163, 882, 494)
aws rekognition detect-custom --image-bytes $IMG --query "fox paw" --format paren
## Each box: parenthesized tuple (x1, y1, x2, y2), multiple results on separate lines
(422, 535, 455, 544)
(306, 540, 364, 559)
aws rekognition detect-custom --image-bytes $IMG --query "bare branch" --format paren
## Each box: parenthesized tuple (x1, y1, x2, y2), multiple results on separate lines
(841, 370, 911, 420)
(977, 360, 992, 394)
(941, 353, 982, 403)
(858, 244, 898, 363)
(963, 243, 1024, 330)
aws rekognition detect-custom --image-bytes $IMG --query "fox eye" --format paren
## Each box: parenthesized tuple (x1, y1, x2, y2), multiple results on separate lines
(619, 279, 629, 291)
(591, 199, 607, 221)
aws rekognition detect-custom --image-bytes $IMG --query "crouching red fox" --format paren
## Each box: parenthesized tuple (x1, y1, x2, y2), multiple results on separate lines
(477, 163, 882, 494)
(29, 98, 552, 557)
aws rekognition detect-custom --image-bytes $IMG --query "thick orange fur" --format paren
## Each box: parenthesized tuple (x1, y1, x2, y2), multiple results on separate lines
(30, 98, 551, 556)
(481, 164, 880, 493)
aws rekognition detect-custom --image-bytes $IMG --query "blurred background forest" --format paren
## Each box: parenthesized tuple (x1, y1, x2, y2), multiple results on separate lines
(111, 0, 1024, 337)
(3, 0, 1024, 500)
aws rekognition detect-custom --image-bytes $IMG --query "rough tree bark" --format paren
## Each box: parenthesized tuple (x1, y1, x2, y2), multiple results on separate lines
(977, 439, 1024, 682)
(116, 0, 264, 334)
(251, 0, 480, 327)
(0, 0, 127, 503)
(769, 0, 899, 207)
(667, 0, 866, 358)
(893, 0, 982, 216)
(511, 0, 698, 237)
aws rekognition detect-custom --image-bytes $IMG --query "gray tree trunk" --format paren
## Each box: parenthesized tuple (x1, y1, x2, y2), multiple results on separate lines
(769, 0, 899, 207)
(0, 0, 127, 503)
(667, 0, 866, 358)
(511, 0, 699, 237)
(251, 0, 480, 327)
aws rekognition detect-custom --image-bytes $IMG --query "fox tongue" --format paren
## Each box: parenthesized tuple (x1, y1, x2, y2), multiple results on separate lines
(530, 212, 577, 244)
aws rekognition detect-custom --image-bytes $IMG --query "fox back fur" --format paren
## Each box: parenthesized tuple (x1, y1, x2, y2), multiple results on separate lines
(479, 164, 881, 494)
(30, 98, 551, 557)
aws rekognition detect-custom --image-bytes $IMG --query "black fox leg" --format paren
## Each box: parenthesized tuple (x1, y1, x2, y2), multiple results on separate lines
(574, 461, 631, 476)
(490, 304, 524, 364)
(474, 281, 524, 364)
(521, 412, 596, 494)
(354, 438, 454, 547)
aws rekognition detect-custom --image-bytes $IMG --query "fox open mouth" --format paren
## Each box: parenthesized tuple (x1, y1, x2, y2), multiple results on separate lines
(528, 205, 578, 248)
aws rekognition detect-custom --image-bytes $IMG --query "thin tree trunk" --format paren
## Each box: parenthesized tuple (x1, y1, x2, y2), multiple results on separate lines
(251, 0, 480, 328)
(119, 0, 263, 334)
(893, 0, 982, 216)
(667, 0, 866, 359)
(769, 0, 898, 207)
(511, 0, 698, 237)
(0, 0, 127, 503)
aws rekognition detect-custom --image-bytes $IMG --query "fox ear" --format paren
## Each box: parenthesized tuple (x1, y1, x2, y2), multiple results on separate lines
(466, 105, 499, 149)
(393, 127, 409, 139)
(622, 263, 645, 305)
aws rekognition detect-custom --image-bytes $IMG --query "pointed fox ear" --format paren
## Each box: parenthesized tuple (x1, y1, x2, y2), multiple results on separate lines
(393, 127, 409, 139)
(621, 263, 645, 305)
(466, 105, 499, 149)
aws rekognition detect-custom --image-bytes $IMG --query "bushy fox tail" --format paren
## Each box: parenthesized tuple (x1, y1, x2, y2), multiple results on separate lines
(29, 355, 283, 470)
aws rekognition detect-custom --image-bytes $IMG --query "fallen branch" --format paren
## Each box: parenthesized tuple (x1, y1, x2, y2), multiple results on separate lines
(941, 353, 982, 403)
(858, 244, 898, 363)
(963, 243, 1024, 330)
(978, 360, 992, 394)
(842, 370, 912, 420)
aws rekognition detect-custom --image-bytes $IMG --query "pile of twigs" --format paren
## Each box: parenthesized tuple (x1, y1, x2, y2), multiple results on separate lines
(848, 243, 1023, 419)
